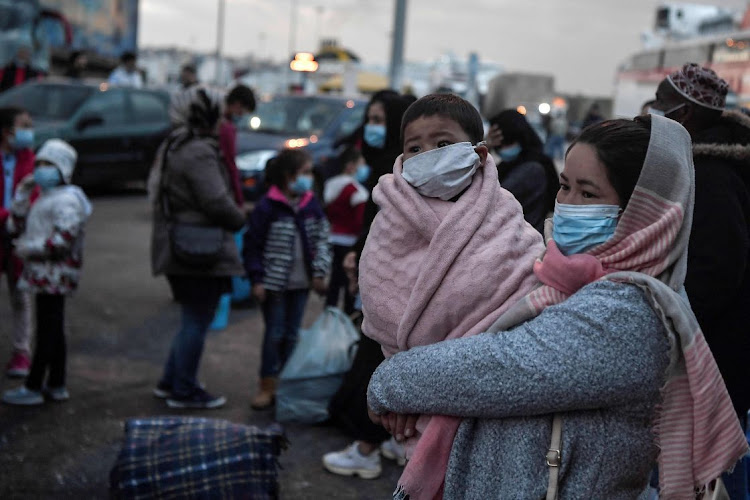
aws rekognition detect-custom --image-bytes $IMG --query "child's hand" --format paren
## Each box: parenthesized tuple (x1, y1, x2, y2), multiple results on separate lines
(378, 411, 419, 442)
(312, 277, 327, 296)
(252, 283, 266, 303)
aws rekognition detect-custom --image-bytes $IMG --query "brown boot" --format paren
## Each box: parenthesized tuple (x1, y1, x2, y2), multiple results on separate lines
(250, 377, 277, 410)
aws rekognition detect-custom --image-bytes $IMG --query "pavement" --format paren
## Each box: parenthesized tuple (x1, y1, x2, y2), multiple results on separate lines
(0, 187, 401, 499)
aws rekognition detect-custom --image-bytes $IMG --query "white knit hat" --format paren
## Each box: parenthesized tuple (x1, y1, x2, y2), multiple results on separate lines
(36, 139, 78, 184)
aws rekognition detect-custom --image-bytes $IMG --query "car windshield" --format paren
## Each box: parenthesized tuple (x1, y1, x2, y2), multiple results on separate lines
(246, 97, 344, 135)
(0, 84, 94, 121)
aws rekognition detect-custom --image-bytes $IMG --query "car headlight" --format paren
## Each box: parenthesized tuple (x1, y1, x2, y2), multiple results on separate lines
(235, 150, 277, 174)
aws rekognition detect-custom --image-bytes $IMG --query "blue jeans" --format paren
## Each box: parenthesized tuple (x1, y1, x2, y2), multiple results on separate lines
(160, 297, 221, 398)
(260, 289, 309, 377)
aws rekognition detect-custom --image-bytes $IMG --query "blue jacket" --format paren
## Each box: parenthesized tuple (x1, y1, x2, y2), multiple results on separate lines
(243, 186, 331, 291)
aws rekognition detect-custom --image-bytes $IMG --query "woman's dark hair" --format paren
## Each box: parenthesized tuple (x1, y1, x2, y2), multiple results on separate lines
(489, 109, 543, 150)
(568, 116, 652, 208)
(226, 84, 256, 112)
(401, 94, 484, 144)
(0, 107, 25, 133)
(264, 148, 311, 190)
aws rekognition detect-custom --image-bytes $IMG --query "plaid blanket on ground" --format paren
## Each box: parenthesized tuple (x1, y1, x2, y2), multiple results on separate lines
(110, 417, 285, 500)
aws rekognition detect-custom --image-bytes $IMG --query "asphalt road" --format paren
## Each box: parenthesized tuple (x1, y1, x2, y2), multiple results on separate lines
(0, 188, 401, 499)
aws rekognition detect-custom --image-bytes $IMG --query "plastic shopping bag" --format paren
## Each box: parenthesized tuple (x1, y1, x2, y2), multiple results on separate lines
(275, 307, 359, 424)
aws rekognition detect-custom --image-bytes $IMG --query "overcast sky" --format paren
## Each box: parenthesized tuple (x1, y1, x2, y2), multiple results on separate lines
(140, 0, 748, 95)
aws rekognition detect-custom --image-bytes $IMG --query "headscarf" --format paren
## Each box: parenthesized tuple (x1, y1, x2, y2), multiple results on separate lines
(361, 93, 412, 191)
(490, 114, 748, 497)
(148, 86, 225, 203)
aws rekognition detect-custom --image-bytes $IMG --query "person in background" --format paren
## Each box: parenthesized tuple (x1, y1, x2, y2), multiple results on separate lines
(108, 52, 143, 89)
(0, 107, 35, 378)
(220, 85, 256, 207)
(150, 87, 246, 409)
(179, 64, 199, 89)
(0, 46, 44, 93)
(244, 149, 331, 410)
(582, 102, 605, 129)
(2, 139, 92, 406)
(64, 51, 88, 80)
(650, 63, 750, 499)
(323, 146, 369, 314)
(545, 110, 568, 161)
(323, 92, 411, 480)
(485, 109, 559, 234)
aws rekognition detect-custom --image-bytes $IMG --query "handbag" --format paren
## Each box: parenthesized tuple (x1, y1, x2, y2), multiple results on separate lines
(159, 136, 224, 268)
(543, 415, 729, 500)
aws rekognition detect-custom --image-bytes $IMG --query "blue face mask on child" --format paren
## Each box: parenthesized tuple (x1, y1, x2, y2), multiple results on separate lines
(498, 143, 522, 162)
(552, 202, 620, 255)
(290, 174, 313, 195)
(33, 166, 62, 190)
(355, 164, 371, 184)
(363, 124, 386, 148)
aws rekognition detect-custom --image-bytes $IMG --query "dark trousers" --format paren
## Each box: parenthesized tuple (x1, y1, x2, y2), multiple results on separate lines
(326, 244, 355, 315)
(260, 289, 309, 377)
(26, 294, 66, 391)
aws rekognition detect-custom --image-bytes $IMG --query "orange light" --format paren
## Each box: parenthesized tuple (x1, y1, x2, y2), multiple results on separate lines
(309, 135, 318, 144)
(552, 97, 567, 108)
(244, 178, 256, 187)
(290, 52, 319, 72)
(284, 138, 310, 148)
(727, 38, 735, 47)
(346, 100, 355, 108)
(516, 105, 527, 115)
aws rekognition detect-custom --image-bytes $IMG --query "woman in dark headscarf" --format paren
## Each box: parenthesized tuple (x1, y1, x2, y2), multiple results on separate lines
(322, 91, 412, 479)
(487, 109, 559, 234)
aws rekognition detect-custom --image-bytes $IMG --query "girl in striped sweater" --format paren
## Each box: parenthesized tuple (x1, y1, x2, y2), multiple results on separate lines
(243, 149, 331, 410)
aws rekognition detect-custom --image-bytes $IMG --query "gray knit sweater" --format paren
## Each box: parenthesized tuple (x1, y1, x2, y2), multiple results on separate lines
(368, 281, 670, 499)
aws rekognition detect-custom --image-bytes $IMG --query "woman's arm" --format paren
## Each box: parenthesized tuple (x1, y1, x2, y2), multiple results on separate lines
(368, 281, 670, 419)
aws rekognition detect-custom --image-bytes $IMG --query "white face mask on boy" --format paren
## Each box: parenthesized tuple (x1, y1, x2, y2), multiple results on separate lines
(401, 142, 481, 201)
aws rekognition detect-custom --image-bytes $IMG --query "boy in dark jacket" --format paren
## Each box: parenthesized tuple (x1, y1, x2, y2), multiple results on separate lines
(244, 149, 331, 409)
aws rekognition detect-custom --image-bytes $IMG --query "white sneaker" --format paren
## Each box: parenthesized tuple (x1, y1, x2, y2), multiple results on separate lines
(2, 386, 44, 406)
(322, 441, 382, 479)
(380, 437, 407, 466)
(44, 386, 70, 402)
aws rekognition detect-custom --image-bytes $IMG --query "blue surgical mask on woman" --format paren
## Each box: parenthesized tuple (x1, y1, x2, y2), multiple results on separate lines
(33, 166, 62, 191)
(13, 129, 34, 150)
(290, 174, 313, 195)
(355, 164, 371, 184)
(498, 143, 522, 162)
(363, 124, 386, 148)
(552, 202, 621, 255)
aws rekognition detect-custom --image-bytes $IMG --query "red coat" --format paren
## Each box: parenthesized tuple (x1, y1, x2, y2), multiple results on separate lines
(218, 119, 245, 206)
(1, 148, 36, 280)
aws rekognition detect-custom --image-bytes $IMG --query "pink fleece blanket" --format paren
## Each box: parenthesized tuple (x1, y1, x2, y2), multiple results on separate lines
(359, 154, 544, 499)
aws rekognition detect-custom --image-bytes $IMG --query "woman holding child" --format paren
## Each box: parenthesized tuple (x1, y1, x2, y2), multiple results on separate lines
(363, 103, 747, 498)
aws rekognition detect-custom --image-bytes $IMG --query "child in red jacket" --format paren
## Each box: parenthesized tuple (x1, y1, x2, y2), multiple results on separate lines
(323, 147, 370, 314)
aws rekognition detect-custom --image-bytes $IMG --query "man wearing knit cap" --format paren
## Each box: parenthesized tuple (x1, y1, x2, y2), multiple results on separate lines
(652, 63, 750, 497)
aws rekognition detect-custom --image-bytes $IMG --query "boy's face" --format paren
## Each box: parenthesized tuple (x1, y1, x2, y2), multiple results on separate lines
(402, 115, 487, 163)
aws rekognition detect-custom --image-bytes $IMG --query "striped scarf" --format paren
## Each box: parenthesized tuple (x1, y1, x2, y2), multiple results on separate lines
(490, 114, 747, 498)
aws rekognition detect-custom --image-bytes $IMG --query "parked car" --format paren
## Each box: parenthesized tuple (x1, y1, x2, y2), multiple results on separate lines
(235, 94, 366, 201)
(0, 79, 170, 187)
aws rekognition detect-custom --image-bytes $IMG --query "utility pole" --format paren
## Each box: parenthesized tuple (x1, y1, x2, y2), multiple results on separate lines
(388, 0, 407, 91)
(215, 0, 225, 85)
(289, 0, 299, 58)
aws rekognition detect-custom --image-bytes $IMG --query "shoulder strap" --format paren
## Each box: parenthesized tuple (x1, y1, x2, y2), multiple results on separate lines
(546, 413, 563, 500)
